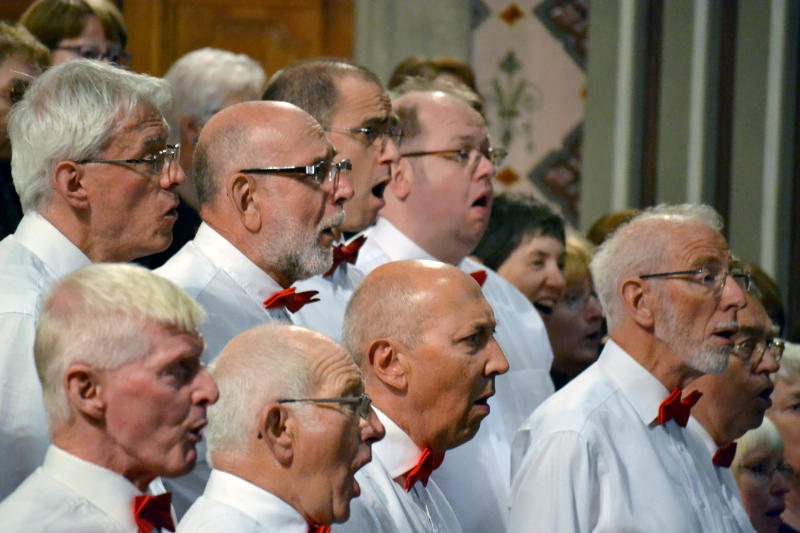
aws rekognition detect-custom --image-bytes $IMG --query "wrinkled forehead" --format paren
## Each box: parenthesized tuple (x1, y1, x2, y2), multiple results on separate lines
(417, 93, 487, 144)
(308, 340, 363, 394)
(663, 222, 732, 269)
(333, 75, 392, 121)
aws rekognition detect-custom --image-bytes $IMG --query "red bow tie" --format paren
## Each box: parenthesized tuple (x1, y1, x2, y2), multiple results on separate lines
(712, 441, 738, 468)
(308, 524, 330, 533)
(470, 270, 487, 287)
(657, 387, 702, 428)
(133, 493, 175, 533)
(263, 287, 320, 313)
(403, 447, 445, 492)
(323, 235, 367, 277)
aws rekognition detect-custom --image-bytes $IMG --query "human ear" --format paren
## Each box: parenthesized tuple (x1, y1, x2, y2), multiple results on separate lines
(63, 363, 105, 420)
(621, 278, 655, 329)
(368, 339, 408, 392)
(260, 403, 294, 466)
(52, 161, 89, 209)
(229, 174, 261, 232)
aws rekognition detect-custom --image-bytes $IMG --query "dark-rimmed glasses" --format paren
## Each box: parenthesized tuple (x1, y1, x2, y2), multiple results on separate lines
(54, 45, 131, 68)
(401, 146, 508, 167)
(76, 144, 180, 176)
(732, 338, 784, 366)
(240, 159, 351, 190)
(639, 266, 751, 297)
(327, 118, 403, 149)
(278, 393, 372, 420)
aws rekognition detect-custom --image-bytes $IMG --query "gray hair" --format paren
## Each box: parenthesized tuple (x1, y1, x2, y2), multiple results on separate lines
(35, 263, 205, 430)
(774, 340, 800, 383)
(8, 59, 171, 213)
(732, 416, 783, 475)
(590, 203, 724, 331)
(204, 324, 315, 455)
(164, 47, 266, 143)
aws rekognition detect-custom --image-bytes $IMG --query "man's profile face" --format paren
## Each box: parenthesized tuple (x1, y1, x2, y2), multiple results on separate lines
(293, 340, 384, 524)
(99, 321, 218, 484)
(80, 105, 185, 262)
(405, 273, 508, 453)
(649, 224, 746, 375)
(400, 94, 495, 257)
(326, 75, 398, 233)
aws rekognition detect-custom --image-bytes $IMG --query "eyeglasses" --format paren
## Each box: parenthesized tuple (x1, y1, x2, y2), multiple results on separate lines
(732, 338, 785, 366)
(76, 144, 180, 176)
(740, 460, 794, 482)
(400, 146, 508, 168)
(240, 159, 351, 190)
(327, 118, 403, 149)
(277, 393, 373, 420)
(639, 266, 751, 297)
(54, 45, 131, 68)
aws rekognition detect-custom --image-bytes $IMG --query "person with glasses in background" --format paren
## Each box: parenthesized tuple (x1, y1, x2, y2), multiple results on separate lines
(337, 260, 509, 533)
(0, 59, 182, 501)
(352, 76, 544, 533)
(0, 22, 49, 239)
(732, 417, 794, 533)
(687, 288, 783, 532)
(510, 204, 749, 532)
(156, 100, 353, 516)
(19, 0, 129, 68)
(178, 323, 384, 532)
(262, 59, 401, 342)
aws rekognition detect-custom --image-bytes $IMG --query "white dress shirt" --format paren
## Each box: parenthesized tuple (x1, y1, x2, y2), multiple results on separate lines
(0, 445, 171, 532)
(292, 237, 366, 342)
(178, 469, 308, 533)
(509, 340, 738, 533)
(335, 408, 462, 533)
(687, 417, 756, 532)
(156, 222, 291, 516)
(0, 213, 90, 500)
(355, 217, 554, 533)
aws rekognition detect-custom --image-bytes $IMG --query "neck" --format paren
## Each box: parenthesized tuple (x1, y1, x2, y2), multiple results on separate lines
(380, 212, 467, 265)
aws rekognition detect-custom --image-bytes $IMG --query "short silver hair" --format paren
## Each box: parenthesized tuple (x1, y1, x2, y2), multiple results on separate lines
(164, 47, 266, 143)
(204, 324, 317, 455)
(732, 416, 783, 475)
(774, 340, 800, 383)
(35, 263, 205, 430)
(590, 203, 724, 330)
(8, 59, 171, 213)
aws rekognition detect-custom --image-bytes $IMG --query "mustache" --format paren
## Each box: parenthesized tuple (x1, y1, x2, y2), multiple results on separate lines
(318, 210, 345, 233)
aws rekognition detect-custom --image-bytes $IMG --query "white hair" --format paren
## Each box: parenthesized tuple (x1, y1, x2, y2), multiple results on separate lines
(7, 59, 171, 213)
(774, 340, 800, 383)
(164, 47, 266, 143)
(35, 263, 205, 430)
(204, 324, 317, 455)
(590, 203, 723, 331)
(732, 416, 783, 475)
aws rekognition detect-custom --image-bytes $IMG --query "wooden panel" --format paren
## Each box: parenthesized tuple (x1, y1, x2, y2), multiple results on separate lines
(124, 0, 353, 77)
(0, 1, 30, 23)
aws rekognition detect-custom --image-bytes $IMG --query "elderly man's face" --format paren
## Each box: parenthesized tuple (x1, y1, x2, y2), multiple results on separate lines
(647, 224, 746, 375)
(401, 96, 495, 259)
(693, 296, 780, 441)
(326, 75, 398, 233)
(405, 274, 509, 453)
(734, 443, 790, 533)
(293, 342, 384, 524)
(99, 322, 218, 487)
(80, 105, 184, 262)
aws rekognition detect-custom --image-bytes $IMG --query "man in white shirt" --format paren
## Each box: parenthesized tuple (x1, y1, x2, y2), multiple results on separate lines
(0, 263, 219, 532)
(354, 78, 552, 532)
(336, 260, 509, 533)
(509, 204, 748, 532)
(179, 323, 385, 532)
(156, 99, 353, 513)
(263, 59, 401, 341)
(0, 59, 184, 500)
(686, 291, 782, 532)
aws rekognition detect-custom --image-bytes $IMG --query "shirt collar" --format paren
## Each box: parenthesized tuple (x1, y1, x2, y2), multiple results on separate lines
(203, 469, 307, 532)
(597, 339, 673, 426)
(687, 416, 719, 458)
(371, 407, 425, 479)
(194, 223, 284, 303)
(366, 217, 472, 269)
(42, 445, 149, 531)
(15, 212, 90, 278)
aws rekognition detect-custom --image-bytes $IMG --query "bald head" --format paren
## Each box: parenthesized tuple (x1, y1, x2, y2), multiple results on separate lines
(193, 100, 329, 205)
(393, 89, 485, 150)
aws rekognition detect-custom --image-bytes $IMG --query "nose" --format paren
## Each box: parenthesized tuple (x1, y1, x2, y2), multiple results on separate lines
(379, 136, 400, 165)
(327, 171, 354, 207)
(361, 408, 385, 444)
(546, 261, 567, 293)
(757, 348, 781, 374)
(772, 471, 791, 497)
(485, 338, 510, 376)
(193, 368, 219, 406)
(161, 159, 186, 190)
(584, 292, 604, 322)
(720, 272, 747, 312)
(474, 150, 496, 183)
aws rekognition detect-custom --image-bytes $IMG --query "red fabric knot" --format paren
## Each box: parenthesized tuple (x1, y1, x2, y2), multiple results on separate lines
(712, 441, 738, 468)
(403, 447, 445, 492)
(323, 235, 367, 277)
(263, 287, 320, 313)
(469, 270, 487, 287)
(133, 493, 175, 533)
(307, 523, 331, 533)
(657, 387, 702, 428)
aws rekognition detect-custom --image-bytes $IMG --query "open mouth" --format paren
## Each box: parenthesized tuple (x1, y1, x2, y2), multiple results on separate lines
(758, 386, 774, 402)
(534, 301, 554, 316)
(371, 177, 389, 199)
(766, 506, 785, 518)
(711, 324, 738, 345)
(472, 191, 490, 208)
